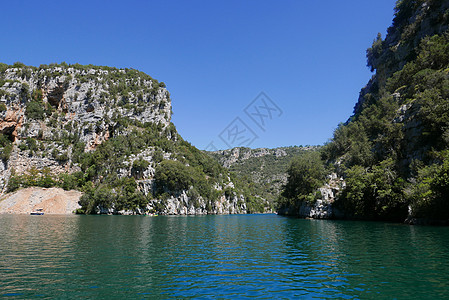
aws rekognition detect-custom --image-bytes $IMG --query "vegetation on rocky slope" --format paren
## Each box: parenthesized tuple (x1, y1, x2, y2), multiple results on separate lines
(279, 0, 449, 222)
(0, 63, 266, 214)
(208, 146, 319, 206)
(276, 151, 326, 213)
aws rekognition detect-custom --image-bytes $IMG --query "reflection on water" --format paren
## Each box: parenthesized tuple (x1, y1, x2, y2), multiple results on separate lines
(1, 214, 449, 298)
(283, 219, 449, 298)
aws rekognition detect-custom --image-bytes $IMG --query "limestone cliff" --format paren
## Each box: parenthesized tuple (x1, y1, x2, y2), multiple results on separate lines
(0, 64, 170, 192)
(0, 63, 258, 215)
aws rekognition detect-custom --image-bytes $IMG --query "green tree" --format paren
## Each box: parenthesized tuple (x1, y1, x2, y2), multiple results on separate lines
(409, 151, 449, 220)
(132, 158, 149, 179)
(337, 159, 407, 220)
(26, 101, 45, 120)
(0, 134, 13, 161)
(154, 160, 194, 194)
(79, 185, 115, 214)
(278, 151, 325, 210)
(367, 33, 384, 72)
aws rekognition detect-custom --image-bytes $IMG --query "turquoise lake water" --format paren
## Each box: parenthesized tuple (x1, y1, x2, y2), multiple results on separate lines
(1, 214, 449, 299)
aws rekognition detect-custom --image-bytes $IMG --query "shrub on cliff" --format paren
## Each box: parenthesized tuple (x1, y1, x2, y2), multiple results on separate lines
(0, 134, 12, 161)
(408, 151, 449, 220)
(132, 158, 150, 179)
(154, 160, 195, 194)
(59, 172, 86, 191)
(79, 184, 115, 214)
(31, 89, 43, 102)
(336, 159, 407, 220)
(25, 101, 45, 120)
(6, 167, 57, 191)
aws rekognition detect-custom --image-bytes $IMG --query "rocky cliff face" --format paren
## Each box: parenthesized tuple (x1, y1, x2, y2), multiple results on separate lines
(149, 192, 247, 215)
(296, 174, 345, 219)
(277, 1, 449, 222)
(211, 147, 289, 168)
(356, 0, 449, 116)
(276, 172, 345, 219)
(0, 65, 171, 142)
(316, 0, 449, 222)
(0, 63, 254, 215)
(0, 64, 170, 191)
(352, 0, 449, 172)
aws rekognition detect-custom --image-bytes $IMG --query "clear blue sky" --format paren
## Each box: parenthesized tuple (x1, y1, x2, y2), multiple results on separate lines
(1, 0, 397, 150)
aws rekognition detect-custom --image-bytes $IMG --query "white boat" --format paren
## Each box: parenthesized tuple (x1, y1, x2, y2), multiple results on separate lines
(30, 208, 44, 215)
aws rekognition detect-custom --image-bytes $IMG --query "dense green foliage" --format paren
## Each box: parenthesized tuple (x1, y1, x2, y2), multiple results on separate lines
(277, 151, 326, 212)
(329, 31, 449, 220)
(279, 0, 449, 221)
(408, 151, 449, 220)
(6, 115, 256, 214)
(78, 178, 147, 214)
(7, 168, 58, 192)
(155, 160, 199, 194)
(25, 101, 46, 120)
(336, 159, 407, 221)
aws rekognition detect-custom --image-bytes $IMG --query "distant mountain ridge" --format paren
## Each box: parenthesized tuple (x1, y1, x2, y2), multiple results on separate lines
(208, 146, 319, 204)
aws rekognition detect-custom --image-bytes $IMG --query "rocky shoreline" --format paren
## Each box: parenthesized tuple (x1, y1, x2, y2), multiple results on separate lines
(0, 187, 252, 216)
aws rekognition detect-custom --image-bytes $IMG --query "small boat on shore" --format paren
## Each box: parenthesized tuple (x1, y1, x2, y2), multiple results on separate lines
(30, 208, 44, 215)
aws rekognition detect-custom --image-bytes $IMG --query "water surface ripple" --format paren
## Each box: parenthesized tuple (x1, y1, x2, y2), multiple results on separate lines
(1, 214, 448, 298)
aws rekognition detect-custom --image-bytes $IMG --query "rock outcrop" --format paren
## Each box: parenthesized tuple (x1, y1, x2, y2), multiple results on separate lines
(295, 174, 345, 219)
(147, 192, 247, 215)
